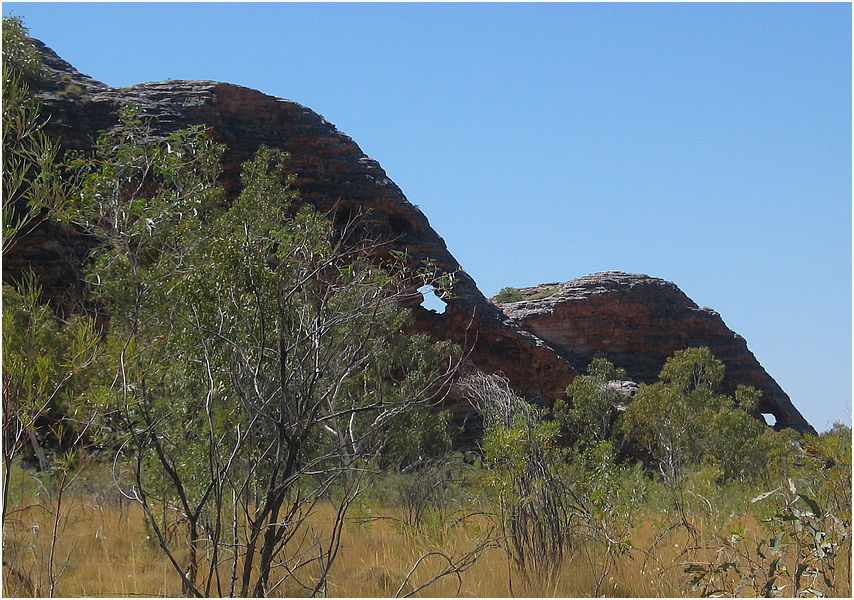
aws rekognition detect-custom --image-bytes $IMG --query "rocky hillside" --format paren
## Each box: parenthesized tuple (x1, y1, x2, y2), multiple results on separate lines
(4, 38, 814, 435)
(4, 38, 579, 422)
(494, 272, 813, 433)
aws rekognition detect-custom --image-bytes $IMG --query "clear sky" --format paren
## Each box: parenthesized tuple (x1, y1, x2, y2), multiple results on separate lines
(4, 2, 851, 432)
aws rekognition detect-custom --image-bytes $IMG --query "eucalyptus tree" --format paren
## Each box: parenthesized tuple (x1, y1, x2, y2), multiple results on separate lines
(67, 110, 458, 596)
(554, 357, 629, 450)
(619, 346, 780, 525)
(172, 146, 459, 597)
(2, 16, 68, 256)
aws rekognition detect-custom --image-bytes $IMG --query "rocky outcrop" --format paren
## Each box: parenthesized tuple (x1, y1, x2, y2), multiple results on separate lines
(494, 272, 814, 433)
(3, 38, 578, 419)
(3, 39, 813, 435)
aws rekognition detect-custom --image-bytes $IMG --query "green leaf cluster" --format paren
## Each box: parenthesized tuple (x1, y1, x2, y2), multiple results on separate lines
(2, 16, 44, 85)
(620, 347, 783, 485)
(2, 273, 102, 478)
(493, 286, 526, 303)
(2, 17, 67, 256)
(554, 357, 628, 449)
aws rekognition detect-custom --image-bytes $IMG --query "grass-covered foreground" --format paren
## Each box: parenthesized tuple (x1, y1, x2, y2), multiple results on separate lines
(3, 439, 850, 598)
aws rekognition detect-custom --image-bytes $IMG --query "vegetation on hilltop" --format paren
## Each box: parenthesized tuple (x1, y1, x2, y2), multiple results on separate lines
(493, 286, 527, 302)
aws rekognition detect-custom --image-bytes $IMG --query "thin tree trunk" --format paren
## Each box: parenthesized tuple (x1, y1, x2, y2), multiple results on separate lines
(47, 470, 66, 597)
(27, 425, 49, 472)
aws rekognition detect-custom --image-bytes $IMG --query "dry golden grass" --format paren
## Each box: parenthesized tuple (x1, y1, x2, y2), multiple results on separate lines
(3, 466, 850, 597)
(3, 497, 179, 597)
(327, 512, 705, 598)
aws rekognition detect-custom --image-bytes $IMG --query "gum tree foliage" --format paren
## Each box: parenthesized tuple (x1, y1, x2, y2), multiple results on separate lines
(620, 347, 775, 488)
(66, 109, 458, 596)
(1, 16, 43, 82)
(2, 16, 68, 256)
(686, 478, 850, 597)
(553, 357, 629, 449)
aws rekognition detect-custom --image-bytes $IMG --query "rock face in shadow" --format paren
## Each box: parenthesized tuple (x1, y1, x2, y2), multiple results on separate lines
(3, 39, 579, 423)
(495, 272, 814, 433)
(4, 39, 814, 435)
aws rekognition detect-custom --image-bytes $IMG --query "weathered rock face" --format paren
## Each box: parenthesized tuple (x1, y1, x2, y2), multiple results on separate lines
(4, 40, 813, 435)
(3, 38, 578, 420)
(495, 272, 815, 433)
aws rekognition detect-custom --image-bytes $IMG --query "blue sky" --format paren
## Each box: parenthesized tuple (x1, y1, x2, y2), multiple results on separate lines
(5, 2, 851, 432)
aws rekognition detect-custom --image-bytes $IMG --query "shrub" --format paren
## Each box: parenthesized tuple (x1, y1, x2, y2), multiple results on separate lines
(59, 83, 84, 98)
(493, 287, 526, 303)
(685, 480, 850, 597)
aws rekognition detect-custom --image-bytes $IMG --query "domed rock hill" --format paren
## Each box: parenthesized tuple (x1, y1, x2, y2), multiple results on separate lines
(4, 37, 578, 423)
(494, 272, 814, 433)
(4, 38, 814, 435)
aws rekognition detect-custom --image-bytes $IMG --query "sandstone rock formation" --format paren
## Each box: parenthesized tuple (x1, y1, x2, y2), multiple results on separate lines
(494, 272, 814, 433)
(4, 38, 578, 422)
(3, 39, 814, 436)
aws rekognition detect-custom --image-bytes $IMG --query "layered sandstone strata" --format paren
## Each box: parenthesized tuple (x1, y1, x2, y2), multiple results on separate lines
(4, 38, 578, 416)
(495, 272, 814, 433)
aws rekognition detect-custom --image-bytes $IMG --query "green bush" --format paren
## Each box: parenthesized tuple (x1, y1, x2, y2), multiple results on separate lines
(2, 16, 45, 83)
(493, 287, 526, 303)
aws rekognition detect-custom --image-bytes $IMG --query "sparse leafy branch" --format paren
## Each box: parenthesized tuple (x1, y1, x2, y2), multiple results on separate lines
(2, 16, 68, 257)
(684, 479, 849, 597)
